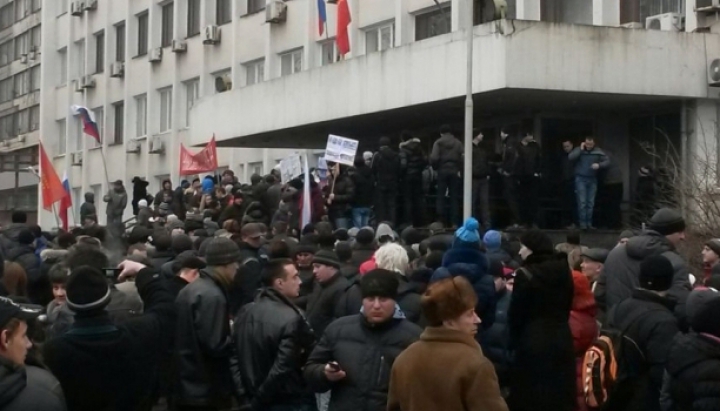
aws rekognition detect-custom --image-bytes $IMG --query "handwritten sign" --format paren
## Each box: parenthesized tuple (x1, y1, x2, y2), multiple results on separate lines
(325, 135, 358, 166)
(279, 154, 303, 184)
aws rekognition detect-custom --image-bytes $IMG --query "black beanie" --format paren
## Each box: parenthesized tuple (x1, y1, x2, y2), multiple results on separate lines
(649, 208, 686, 236)
(520, 230, 554, 255)
(356, 228, 375, 246)
(361, 269, 399, 300)
(639, 255, 674, 291)
(66, 266, 111, 312)
(686, 288, 720, 336)
(172, 234, 194, 254)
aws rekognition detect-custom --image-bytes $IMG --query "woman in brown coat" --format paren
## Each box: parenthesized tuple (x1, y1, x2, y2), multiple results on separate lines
(387, 276, 508, 411)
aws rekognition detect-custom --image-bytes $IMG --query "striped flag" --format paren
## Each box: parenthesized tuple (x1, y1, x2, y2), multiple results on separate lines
(71, 105, 100, 143)
(317, 0, 327, 35)
(59, 171, 72, 231)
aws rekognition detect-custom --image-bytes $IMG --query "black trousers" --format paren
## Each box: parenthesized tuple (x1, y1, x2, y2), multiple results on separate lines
(517, 176, 540, 227)
(403, 174, 425, 227)
(562, 179, 577, 226)
(375, 186, 397, 226)
(502, 175, 520, 225)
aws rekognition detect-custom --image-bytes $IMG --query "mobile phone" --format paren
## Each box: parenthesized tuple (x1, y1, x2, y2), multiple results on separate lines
(103, 268, 122, 281)
(327, 362, 341, 372)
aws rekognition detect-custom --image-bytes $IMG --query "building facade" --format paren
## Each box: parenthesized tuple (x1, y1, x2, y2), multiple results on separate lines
(29, 0, 720, 228)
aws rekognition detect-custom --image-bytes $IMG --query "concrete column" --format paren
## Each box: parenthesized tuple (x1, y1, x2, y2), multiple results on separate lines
(686, 0, 699, 32)
(395, 0, 412, 46)
(593, 0, 619, 26)
(348, 0, 360, 58)
(516, 0, 540, 21)
(451, 0, 462, 31)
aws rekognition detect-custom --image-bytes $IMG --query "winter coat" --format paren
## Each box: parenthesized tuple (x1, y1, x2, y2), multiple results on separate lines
(131, 177, 149, 215)
(172, 186, 188, 220)
(43, 268, 174, 411)
(306, 273, 349, 339)
(399, 138, 427, 177)
(80, 192, 97, 223)
(507, 252, 576, 411)
(136, 206, 153, 228)
(372, 146, 401, 189)
(568, 146, 609, 178)
(104, 185, 128, 218)
(328, 173, 355, 218)
(150, 249, 174, 273)
(350, 244, 376, 269)
(6, 245, 40, 292)
(665, 332, 720, 411)
(263, 182, 283, 218)
(387, 326, 508, 411)
(336, 273, 423, 325)
(570, 271, 598, 411)
(596, 230, 691, 327)
(294, 266, 315, 310)
(499, 140, 518, 176)
(607, 289, 680, 411)
(514, 140, 542, 177)
(231, 244, 265, 312)
(304, 313, 422, 411)
(154, 180, 173, 207)
(217, 203, 247, 228)
(234, 288, 316, 409)
(430, 134, 463, 173)
(472, 141, 491, 179)
(481, 288, 512, 386)
(431, 243, 496, 329)
(0, 223, 27, 257)
(0, 358, 65, 411)
(602, 151, 624, 185)
(351, 163, 374, 208)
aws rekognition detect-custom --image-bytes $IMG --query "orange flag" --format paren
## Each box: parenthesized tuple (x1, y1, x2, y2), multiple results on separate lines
(39, 143, 66, 211)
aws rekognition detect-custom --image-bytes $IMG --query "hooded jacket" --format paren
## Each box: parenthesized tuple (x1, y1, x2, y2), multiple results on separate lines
(80, 192, 97, 223)
(372, 146, 401, 189)
(399, 138, 427, 177)
(0, 358, 65, 411)
(104, 184, 128, 218)
(0, 223, 27, 257)
(430, 134, 463, 173)
(154, 180, 173, 208)
(665, 332, 720, 411)
(136, 205, 153, 228)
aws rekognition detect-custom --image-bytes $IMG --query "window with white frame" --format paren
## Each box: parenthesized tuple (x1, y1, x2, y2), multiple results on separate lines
(320, 41, 337, 66)
(135, 94, 147, 137)
(0, 114, 15, 141)
(115, 22, 126, 62)
(415, 6, 451, 41)
(245, 59, 264, 86)
(29, 105, 39, 131)
(187, 0, 201, 37)
(159, 87, 173, 132)
(32, 0, 40, 12)
(72, 116, 82, 152)
(72, 187, 82, 219)
(15, 0, 27, 21)
(58, 48, 67, 85)
(92, 107, 103, 147)
(75, 39, 85, 78)
(366, 23, 394, 53)
(137, 11, 149, 56)
(280, 49, 303, 76)
(95, 30, 105, 73)
(57, 119, 66, 154)
(217, 0, 231, 25)
(161, 2, 174, 48)
(31, 25, 40, 49)
(16, 109, 28, 135)
(184, 78, 199, 127)
(112, 101, 124, 145)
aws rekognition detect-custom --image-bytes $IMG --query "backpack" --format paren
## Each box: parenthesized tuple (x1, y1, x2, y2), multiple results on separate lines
(582, 306, 655, 410)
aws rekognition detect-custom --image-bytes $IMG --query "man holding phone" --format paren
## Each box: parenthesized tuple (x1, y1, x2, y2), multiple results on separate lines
(568, 136, 609, 230)
(304, 271, 421, 411)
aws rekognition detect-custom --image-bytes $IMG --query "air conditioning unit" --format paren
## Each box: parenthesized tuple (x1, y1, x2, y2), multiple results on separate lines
(646, 13, 683, 32)
(697, 0, 720, 12)
(84, 0, 97, 10)
(214, 74, 232, 93)
(266, 1, 288, 24)
(126, 139, 141, 154)
(70, 1, 84, 16)
(110, 61, 124, 78)
(148, 136, 164, 154)
(71, 152, 83, 166)
(149, 47, 162, 63)
(81, 75, 96, 89)
(621, 22, 643, 29)
(171, 40, 187, 53)
(203, 25, 221, 45)
(74, 79, 84, 93)
(19, 54, 27, 64)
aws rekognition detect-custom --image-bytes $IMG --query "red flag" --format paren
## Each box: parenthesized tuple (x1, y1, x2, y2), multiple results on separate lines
(336, 0, 351, 55)
(180, 137, 219, 176)
(39, 143, 67, 211)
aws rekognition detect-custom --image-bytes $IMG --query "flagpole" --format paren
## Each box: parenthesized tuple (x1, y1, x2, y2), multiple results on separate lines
(27, 166, 62, 229)
(50, 202, 61, 229)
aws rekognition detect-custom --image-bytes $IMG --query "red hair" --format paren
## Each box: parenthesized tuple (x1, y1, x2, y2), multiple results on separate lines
(571, 271, 596, 316)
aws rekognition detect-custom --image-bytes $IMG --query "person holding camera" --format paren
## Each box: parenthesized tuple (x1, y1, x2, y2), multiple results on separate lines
(568, 136, 609, 230)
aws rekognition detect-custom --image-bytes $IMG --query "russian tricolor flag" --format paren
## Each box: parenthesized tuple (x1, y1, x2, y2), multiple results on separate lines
(317, 0, 327, 35)
(71, 105, 100, 143)
(59, 171, 72, 231)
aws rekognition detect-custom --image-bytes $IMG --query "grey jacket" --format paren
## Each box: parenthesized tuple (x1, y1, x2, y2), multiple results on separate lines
(80, 192, 97, 223)
(104, 186, 128, 218)
(430, 134, 463, 173)
(0, 359, 65, 411)
(568, 146, 609, 178)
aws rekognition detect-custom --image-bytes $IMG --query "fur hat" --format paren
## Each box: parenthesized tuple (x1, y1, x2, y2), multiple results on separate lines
(361, 269, 398, 300)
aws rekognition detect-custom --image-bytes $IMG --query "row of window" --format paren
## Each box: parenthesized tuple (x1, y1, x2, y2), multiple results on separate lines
(0, 104, 39, 141)
(0, 0, 41, 31)
(0, 25, 40, 67)
(0, 65, 40, 103)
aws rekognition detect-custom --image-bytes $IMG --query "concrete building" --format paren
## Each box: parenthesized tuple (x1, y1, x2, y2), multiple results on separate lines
(0, 0, 42, 224)
(31, 0, 720, 228)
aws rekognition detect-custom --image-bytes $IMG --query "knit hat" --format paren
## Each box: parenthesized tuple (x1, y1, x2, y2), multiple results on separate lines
(138, 199, 148, 208)
(639, 255, 674, 291)
(334, 228, 349, 242)
(312, 250, 341, 268)
(360, 269, 399, 300)
(17, 229, 34, 245)
(376, 223, 396, 243)
(172, 234, 194, 254)
(356, 228, 375, 245)
(66, 266, 112, 312)
(520, 230, 554, 254)
(204, 237, 241, 266)
(455, 218, 480, 244)
(293, 242, 317, 256)
(401, 227, 426, 246)
(686, 288, 720, 336)
(649, 208, 686, 236)
(581, 248, 609, 264)
(483, 230, 502, 251)
(707, 239, 720, 257)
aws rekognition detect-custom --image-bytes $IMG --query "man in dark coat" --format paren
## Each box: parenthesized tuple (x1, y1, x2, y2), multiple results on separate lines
(218, 189, 247, 227)
(350, 158, 374, 229)
(350, 228, 376, 268)
(293, 242, 317, 310)
(399, 133, 427, 227)
(0, 211, 28, 257)
(471, 131, 492, 231)
(234, 259, 316, 411)
(498, 131, 520, 228)
(263, 175, 283, 221)
(514, 134, 542, 228)
(154, 179, 174, 210)
(326, 164, 355, 230)
(305, 250, 348, 339)
(231, 223, 267, 312)
(131, 177, 150, 216)
(430, 124, 463, 227)
(173, 180, 190, 220)
(482, 261, 513, 389)
(6, 230, 40, 303)
(104, 180, 128, 228)
(372, 136, 401, 226)
(80, 192, 97, 225)
(304, 271, 421, 411)
(43, 261, 175, 411)
(508, 230, 575, 411)
(607, 255, 680, 411)
(595, 208, 691, 326)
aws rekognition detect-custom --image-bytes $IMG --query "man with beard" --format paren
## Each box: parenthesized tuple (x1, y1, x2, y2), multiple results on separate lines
(234, 259, 316, 411)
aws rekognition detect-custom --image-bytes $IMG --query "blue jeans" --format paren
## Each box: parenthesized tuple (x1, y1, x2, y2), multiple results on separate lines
(575, 176, 598, 228)
(334, 217, 350, 230)
(352, 207, 371, 228)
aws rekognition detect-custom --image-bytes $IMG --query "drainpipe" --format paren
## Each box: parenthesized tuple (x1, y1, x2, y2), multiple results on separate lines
(462, 0, 474, 222)
(680, 100, 688, 219)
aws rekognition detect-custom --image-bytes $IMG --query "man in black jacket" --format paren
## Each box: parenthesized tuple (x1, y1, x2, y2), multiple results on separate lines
(607, 255, 680, 411)
(43, 261, 175, 411)
(350, 157, 374, 229)
(234, 259, 316, 411)
(306, 250, 348, 339)
(471, 131, 491, 231)
(304, 271, 421, 411)
(498, 131, 520, 228)
(430, 125, 463, 227)
(372, 136, 401, 226)
(327, 164, 355, 230)
(174, 237, 245, 411)
(232, 223, 267, 312)
(514, 133, 542, 228)
(399, 132, 427, 227)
